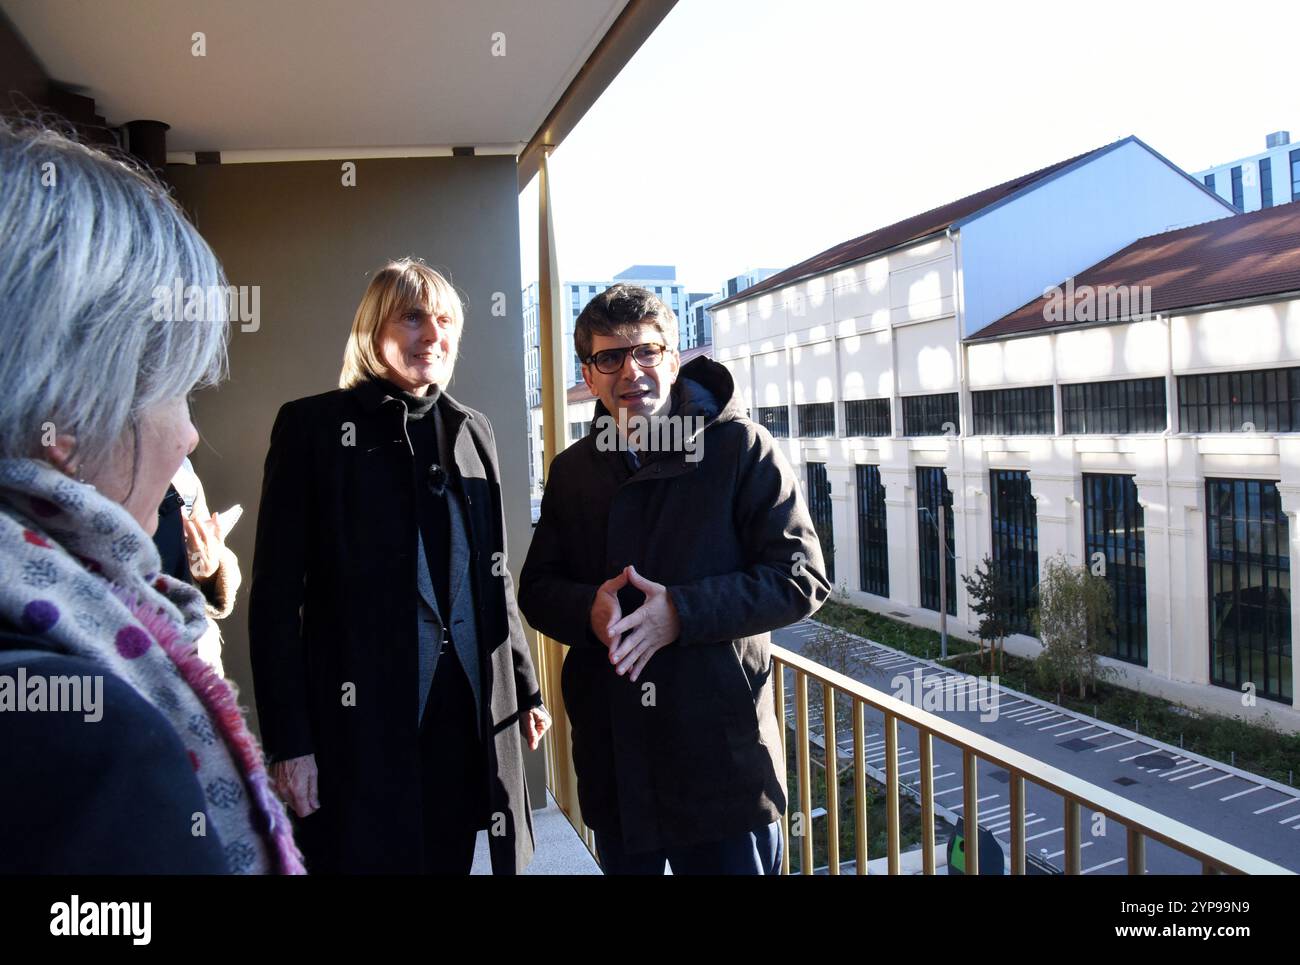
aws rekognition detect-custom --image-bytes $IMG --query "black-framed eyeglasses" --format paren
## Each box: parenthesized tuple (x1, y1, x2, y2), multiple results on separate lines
(583, 342, 667, 375)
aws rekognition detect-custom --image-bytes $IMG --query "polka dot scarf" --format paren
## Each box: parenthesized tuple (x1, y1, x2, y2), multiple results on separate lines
(0, 458, 304, 874)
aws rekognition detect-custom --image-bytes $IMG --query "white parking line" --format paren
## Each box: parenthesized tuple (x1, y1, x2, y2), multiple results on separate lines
(1168, 767, 1215, 784)
(1025, 827, 1064, 843)
(865, 745, 907, 758)
(1001, 704, 1045, 715)
(932, 786, 965, 798)
(985, 811, 1034, 829)
(994, 699, 1027, 711)
(866, 750, 915, 764)
(951, 794, 1000, 811)
(993, 821, 1045, 837)
(1003, 707, 1047, 720)
(1045, 842, 1094, 860)
(1276, 813, 1300, 825)
(1162, 764, 1209, 780)
(1083, 857, 1127, 875)
(1119, 749, 1159, 762)
(992, 817, 1046, 834)
(1039, 720, 1076, 732)
(1094, 739, 1136, 753)
(1188, 774, 1231, 790)
(1253, 798, 1300, 815)
(1051, 724, 1097, 738)
(866, 757, 917, 770)
(1019, 712, 1061, 725)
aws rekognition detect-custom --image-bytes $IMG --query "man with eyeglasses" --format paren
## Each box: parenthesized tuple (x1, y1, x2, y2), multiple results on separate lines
(519, 284, 830, 874)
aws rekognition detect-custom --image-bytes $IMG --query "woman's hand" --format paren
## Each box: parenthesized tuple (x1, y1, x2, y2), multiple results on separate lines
(182, 509, 224, 582)
(522, 705, 552, 751)
(270, 753, 320, 818)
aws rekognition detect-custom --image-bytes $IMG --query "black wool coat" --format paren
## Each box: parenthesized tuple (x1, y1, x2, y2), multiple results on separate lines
(0, 629, 230, 873)
(518, 356, 831, 854)
(248, 379, 543, 874)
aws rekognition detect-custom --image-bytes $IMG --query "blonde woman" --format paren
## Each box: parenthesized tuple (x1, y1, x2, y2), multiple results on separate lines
(249, 259, 550, 874)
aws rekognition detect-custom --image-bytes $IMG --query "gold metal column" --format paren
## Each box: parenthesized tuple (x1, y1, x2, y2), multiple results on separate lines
(536, 148, 587, 844)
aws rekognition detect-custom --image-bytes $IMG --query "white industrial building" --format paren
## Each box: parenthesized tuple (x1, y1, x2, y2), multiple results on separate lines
(710, 136, 1299, 729)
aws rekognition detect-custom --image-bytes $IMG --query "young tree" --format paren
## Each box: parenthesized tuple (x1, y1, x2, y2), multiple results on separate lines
(961, 555, 1012, 673)
(801, 621, 879, 774)
(1031, 553, 1116, 700)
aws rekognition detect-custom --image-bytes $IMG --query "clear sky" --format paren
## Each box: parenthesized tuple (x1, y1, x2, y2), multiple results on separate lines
(519, 0, 1298, 296)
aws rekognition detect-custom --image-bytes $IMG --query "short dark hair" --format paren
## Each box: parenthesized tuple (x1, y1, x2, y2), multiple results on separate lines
(574, 284, 679, 363)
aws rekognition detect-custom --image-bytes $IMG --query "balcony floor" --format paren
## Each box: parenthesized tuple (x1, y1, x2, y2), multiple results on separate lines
(471, 792, 602, 875)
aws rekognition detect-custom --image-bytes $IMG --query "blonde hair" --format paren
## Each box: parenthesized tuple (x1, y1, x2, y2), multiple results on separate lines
(339, 258, 465, 389)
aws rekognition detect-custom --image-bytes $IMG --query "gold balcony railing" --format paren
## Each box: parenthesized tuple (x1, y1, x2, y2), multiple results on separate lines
(537, 638, 1293, 875)
(772, 646, 1291, 875)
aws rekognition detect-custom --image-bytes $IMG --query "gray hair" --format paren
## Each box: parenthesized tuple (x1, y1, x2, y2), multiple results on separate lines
(0, 118, 229, 477)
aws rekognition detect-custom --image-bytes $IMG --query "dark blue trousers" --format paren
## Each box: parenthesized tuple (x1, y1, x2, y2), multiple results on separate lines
(596, 821, 783, 875)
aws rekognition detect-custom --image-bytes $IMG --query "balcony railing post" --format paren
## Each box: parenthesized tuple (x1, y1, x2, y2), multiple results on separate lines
(963, 748, 980, 876)
(853, 697, 867, 875)
(823, 682, 840, 875)
(919, 728, 935, 875)
(1127, 826, 1146, 875)
(1064, 799, 1082, 875)
(796, 670, 813, 875)
(1010, 773, 1026, 875)
(777, 659, 790, 876)
(885, 714, 900, 874)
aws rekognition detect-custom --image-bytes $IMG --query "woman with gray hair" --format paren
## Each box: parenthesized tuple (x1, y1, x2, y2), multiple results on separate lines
(0, 120, 303, 874)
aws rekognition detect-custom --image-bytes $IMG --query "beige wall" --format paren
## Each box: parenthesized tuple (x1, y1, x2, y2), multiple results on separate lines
(167, 155, 546, 800)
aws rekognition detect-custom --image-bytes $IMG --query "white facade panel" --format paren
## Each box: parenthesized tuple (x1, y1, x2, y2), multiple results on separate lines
(967, 333, 1054, 387)
(895, 317, 959, 394)
(830, 264, 870, 321)
(788, 274, 835, 333)
(749, 291, 787, 341)
(1172, 301, 1300, 372)
(889, 256, 955, 323)
(722, 356, 752, 411)
(713, 303, 743, 343)
(839, 330, 892, 400)
(1059, 318, 1169, 381)
(791, 339, 837, 403)
(752, 349, 788, 406)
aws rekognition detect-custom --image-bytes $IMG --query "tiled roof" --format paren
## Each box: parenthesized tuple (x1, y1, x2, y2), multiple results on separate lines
(711, 141, 1125, 311)
(969, 202, 1300, 341)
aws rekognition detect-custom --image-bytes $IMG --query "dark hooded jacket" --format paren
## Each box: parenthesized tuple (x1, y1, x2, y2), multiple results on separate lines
(518, 355, 830, 854)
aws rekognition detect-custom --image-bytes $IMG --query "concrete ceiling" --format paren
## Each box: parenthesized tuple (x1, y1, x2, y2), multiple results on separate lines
(0, 0, 628, 154)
